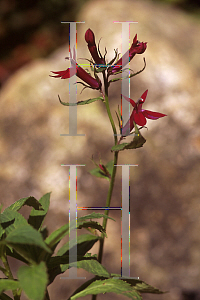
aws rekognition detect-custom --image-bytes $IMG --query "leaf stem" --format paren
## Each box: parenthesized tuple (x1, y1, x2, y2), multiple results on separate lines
(0, 245, 20, 300)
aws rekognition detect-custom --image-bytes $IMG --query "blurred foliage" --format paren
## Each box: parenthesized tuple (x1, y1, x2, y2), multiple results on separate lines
(0, 0, 89, 85)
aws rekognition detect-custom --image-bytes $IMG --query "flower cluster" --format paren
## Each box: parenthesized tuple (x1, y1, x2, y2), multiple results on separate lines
(51, 28, 166, 141)
(50, 28, 147, 91)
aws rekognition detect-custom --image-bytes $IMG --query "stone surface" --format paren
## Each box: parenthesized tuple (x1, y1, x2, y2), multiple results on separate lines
(0, 0, 200, 299)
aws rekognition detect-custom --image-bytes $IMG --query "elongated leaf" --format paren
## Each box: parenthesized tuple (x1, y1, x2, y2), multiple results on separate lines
(0, 279, 20, 294)
(57, 234, 99, 256)
(45, 213, 114, 250)
(48, 253, 96, 269)
(69, 277, 97, 300)
(111, 274, 165, 294)
(45, 223, 69, 250)
(112, 124, 146, 152)
(18, 262, 48, 300)
(48, 235, 100, 284)
(77, 221, 106, 236)
(77, 212, 115, 222)
(70, 259, 110, 278)
(48, 254, 110, 284)
(8, 196, 41, 212)
(47, 254, 96, 284)
(28, 193, 50, 230)
(111, 142, 130, 152)
(70, 278, 141, 300)
(58, 95, 104, 106)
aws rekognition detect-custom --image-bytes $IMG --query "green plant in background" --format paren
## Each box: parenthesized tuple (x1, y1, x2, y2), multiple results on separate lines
(0, 28, 167, 300)
(0, 194, 164, 300)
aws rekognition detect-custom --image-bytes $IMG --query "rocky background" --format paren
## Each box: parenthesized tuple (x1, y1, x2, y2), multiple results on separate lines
(0, 0, 200, 300)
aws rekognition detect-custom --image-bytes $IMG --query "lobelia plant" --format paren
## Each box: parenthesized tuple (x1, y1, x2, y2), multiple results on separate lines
(0, 28, 167, 300)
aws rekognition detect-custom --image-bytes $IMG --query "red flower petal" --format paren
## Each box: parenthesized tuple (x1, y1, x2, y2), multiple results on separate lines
(133, 110, 147, 126)
(140, 90, 148, 103)
(50, 69, 72, 79)
(142, 110, 167, 120)
(122, 95, 136, 108)
(85, 28, 104, 65)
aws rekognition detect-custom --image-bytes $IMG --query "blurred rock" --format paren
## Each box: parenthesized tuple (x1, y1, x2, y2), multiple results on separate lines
(0, 0, 200, 299)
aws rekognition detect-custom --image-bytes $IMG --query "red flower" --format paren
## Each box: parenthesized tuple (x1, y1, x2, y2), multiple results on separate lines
(121, 90, 166, 136)
(51, 50, 101, 90)
(108, 34, 147, 75)
(85, 28, 104, 65)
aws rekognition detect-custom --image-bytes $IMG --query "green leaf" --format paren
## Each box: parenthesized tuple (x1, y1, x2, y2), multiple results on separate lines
(45, 223, 69, 250)
(70, 278, 141, 300)
(48, 254, 110, 283)
(77, 221, 107, 237)
(0, 279, 20, 294)
(69, 277, 97, 299)
(112, 124, 146, 152)
(28, 193, 50, 230)
(47, 254, 97, 284)
(70, 259, 110, 278)
(57, 234, 100, 256)
(77, 212, 115, 222)
(18, 262, 48, 300)
(111, 142, 129, 152)
(47, 234, 100, 284)
(111, 274, 165, 294)
(8, 196, 42, 212)
(58, 95, 104, 106)
(0, 209, 28, 235)
(45, 213, 115, 251)
(4, 224, 51, 263)
(5, 225, 50, 252)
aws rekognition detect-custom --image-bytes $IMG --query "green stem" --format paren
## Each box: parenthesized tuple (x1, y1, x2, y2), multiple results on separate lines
(97, 71, 119, 263)
(102, 72, 118, 146)
(97, 150, 118, 264)
(92, 72, 119, 300)
(0, 245, 20, 300)
(0, 246, 14, 279)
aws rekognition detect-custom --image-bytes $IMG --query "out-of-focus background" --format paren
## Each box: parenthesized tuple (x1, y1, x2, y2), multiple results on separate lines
(0, 0, 200, 300)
